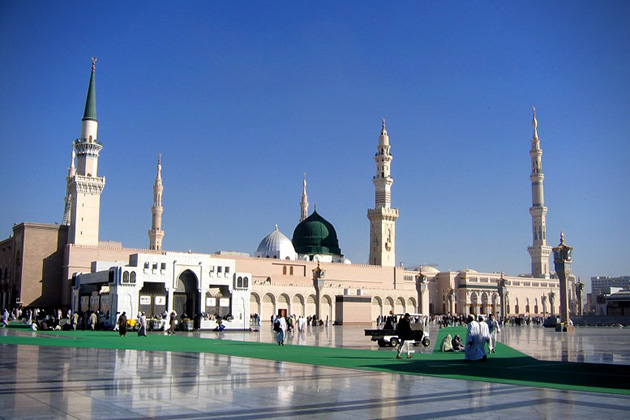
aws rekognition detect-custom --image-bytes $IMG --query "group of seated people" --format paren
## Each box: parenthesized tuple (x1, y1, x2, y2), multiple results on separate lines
(439, 333, 466, 352)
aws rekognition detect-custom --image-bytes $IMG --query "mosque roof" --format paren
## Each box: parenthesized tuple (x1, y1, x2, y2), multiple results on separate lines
(256, 226, 296, 259)
(419, 266, 440, 275)
(292, 210, 341, 256)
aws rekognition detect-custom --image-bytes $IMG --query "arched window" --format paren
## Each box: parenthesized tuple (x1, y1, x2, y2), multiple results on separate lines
(243, 277, 249, 288)
(122, 271, 130, 283)
(130, 272, 136, 283)
(237, 276, 243, 288)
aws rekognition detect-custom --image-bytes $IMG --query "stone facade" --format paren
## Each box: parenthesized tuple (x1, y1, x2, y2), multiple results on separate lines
(0, 223, 67, 309)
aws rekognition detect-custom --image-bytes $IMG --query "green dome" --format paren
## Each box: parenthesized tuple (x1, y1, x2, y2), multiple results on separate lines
(292, 211, 341, 256)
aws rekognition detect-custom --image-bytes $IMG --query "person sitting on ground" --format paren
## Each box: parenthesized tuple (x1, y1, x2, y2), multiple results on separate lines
(452, 334, 465, 351)
(214, 318, 225, 331)
(440, 333, 454, 352)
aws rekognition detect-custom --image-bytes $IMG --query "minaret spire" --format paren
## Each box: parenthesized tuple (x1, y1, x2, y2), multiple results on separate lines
(83, 57, 97, 122)
(149, 153, 165, 250)
(527, 107, 552, 278)
(300, 173, 309, 222)
(67, 58, 105, 246)
(368, 117, 399, 266)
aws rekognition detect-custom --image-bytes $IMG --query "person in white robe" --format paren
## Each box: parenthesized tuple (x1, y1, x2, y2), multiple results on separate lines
(138, 312, 147, 337)
(276, 316, 287, 345)
(297, 316, 307, 333)
(464, 315, 486, 361)
(478, 315, 491, 354)
(486, 313, 501, 353)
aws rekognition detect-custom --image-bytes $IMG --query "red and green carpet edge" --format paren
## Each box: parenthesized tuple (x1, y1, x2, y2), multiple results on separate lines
(1, 325, 628, 395)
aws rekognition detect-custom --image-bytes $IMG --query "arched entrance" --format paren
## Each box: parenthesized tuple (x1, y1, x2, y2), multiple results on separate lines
(174, 270, 199, 319)
(470, 292, 479, 315)
(372, 296, 383, 320)
(306, 294, 316, 318)
(322, 295, 333, 322)
(250, 293, 261, 316)
(395, 297, 405, 314)
(292, 294, 305, 316)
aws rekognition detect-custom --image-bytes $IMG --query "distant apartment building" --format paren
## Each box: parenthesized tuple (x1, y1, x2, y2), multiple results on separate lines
(591, 276, 630, 295)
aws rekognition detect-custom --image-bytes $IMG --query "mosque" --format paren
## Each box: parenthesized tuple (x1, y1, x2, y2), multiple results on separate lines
(0, 60, 578, 328)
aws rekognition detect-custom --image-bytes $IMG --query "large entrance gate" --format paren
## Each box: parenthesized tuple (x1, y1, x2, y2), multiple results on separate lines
(174, 270, 199, 319)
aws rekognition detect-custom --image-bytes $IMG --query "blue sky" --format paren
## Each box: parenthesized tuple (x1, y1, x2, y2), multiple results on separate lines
(1, 1, 628, 291)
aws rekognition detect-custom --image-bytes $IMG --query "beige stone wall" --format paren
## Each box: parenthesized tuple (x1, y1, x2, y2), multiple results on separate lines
(235, 255, 420, 323)
(7, 223, 68, 308)
(335, 296, 372, 324)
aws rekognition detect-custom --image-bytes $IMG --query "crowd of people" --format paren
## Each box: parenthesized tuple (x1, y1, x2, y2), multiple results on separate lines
(270, 313, 326, 345)
(433, 313, 549, 328)
(1, 307, 104, 331)
(439, 313, 501, 361)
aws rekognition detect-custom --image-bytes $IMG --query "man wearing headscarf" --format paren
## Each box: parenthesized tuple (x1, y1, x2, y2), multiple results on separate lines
(478, 315, 491, 354)
(464, 314, 486, 361)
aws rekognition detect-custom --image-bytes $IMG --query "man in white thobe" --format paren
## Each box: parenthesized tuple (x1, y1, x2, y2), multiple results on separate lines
(478, 315, 491, 354)
(464, 315, 486, 361)
(486, 313, 501, 353)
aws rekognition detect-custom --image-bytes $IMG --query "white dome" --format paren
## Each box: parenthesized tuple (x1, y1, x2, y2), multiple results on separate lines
(255, 226, 297, 260)
(419, 265, 440, 275)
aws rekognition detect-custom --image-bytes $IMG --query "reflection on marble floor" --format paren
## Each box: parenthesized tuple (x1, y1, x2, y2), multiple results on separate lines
(0, 325, 629, 419)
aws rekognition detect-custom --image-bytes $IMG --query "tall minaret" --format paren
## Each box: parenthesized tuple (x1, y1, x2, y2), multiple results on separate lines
(527, 107, 552, 278)
(68, 57, 106, 246)
(367, 118, 399, 266)
(300, 173, 309, 222)
(148, 154, 165, 250)
(61, 145, 76, 226)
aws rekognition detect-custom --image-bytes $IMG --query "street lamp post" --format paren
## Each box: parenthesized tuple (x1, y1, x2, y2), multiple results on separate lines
(552, 231, 573, 327)
(447, 288, 455, 315)
(415, 271, 428, 314)
(497, 272, 507, 324)
(576, 280, 584, 316)
(312, 263, 325, 322)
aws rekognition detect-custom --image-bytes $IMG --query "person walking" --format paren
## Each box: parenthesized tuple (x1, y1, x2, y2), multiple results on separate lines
(275, 315, 287, 345)
(138, 312, 147, 337)
(72, 312, 79, 330)
(167, 311, 177, 335)
(486, 313, 501, 353)
(1, 309, 9, 327)
(465, 314, 486, 361)
(118, 312, 128, 337)
(396, 313, 414, 359)
(89, 311, 98, 331)
(478, 315, 491, 354)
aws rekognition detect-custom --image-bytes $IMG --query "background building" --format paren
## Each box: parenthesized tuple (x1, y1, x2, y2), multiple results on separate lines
(1, 60, 581, 326)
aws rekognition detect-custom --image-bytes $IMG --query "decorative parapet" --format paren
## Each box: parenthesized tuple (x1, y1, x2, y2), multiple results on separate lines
(75, 139, 103, 157)
(71, 175, 105, 194)
(367, 207, 399, 221)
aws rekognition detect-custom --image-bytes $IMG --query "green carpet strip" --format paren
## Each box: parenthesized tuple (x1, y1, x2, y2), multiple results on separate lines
(0, 327, 628, 395)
